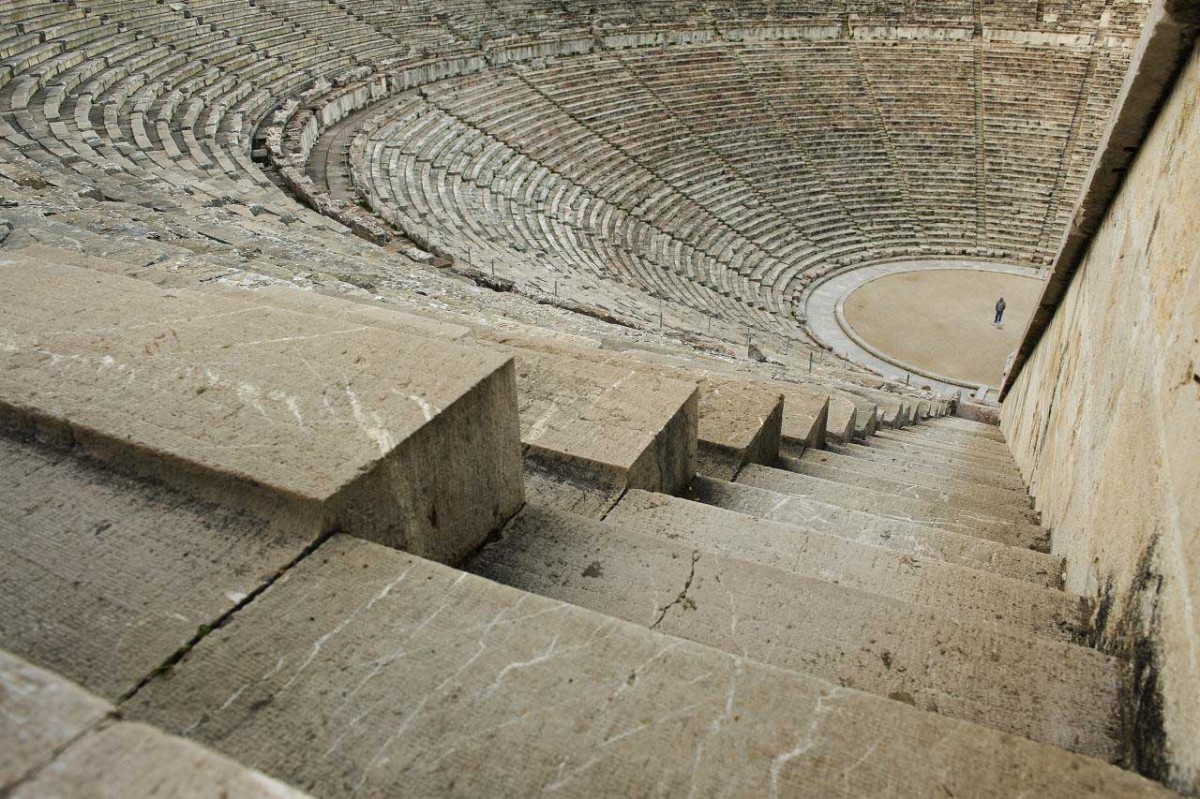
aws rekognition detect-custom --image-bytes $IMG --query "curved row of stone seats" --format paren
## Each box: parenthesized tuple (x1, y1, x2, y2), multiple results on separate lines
(355, 91, 790, 333)
(0, 1, 1142, 342)
(339, 38, 1130, 329)
(1, 650, 312, 798)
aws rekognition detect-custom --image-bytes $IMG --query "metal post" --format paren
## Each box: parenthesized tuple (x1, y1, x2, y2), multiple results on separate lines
(554, 280, 558, 297)
(491, 258, 495, 276)
(808, 352, 813, 373)
(658, 297, 663, 332)
(906, 373, 911, 386)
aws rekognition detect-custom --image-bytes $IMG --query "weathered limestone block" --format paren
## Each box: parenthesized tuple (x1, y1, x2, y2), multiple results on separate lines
(0, 650, 308, 798)
(693, 379, 783, 480)
(12, 722, 310, 799)
(0, 649, 110, 788)
(608, 490, 1086, 642)
(126, 535, 1170, 797)
(512, 350, 697, 515)
(472, 505, 1122, 757)
(689, 476, 1063, 587)
(0, 259, 523, 563)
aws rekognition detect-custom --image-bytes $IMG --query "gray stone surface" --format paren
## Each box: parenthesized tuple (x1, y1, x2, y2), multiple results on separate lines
(815, 444, 1029, 494)
(512, 349, 697, 511)
(780, 455, 1042, 524)
(737, 464, 1049, 550)
(124, 535, 1168, 797)
(1, 649, 111, 789)
(1, 649, 308, 798)
(12, 722, 309, 799)
(828, 440, 1028, 489)
(694, 380, 783, 479)
(0, 259, 524, 563)
(866, 431, 1023, 473)
(823, 394, 859, 443)
(470, 505, 1124, 758)
(785, 452, 1039, 520)
(0, 435, 314, 699)
(687, 477, 1063, 587)
(608, 490, 1086, 642)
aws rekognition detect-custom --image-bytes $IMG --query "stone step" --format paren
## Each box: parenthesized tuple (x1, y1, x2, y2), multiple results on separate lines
(865, 430, 1023, 474)
(217, 286, 700, 515)
(467, 505, 1124, 759)
(791, 450, 1036, 515)
(0, 650, 309, 798)
(824, 393, 858, 443)
(893, 425, 1013, 454)
(830, 389, 880, 437)
(124, 535, 1167, 796)
(839, 385, 912, 428)
(932, 416, 1008, 441)
(737, 464, 1049, 550)
(608, 490, 1083, 642)
(686, 476, 1062, 587)
(475, 334, 801, 481)
(827, 440, 1029, 490)
(0, 258, 524, 564)
(509, 350, 698, 516)
(780, 455, 1042, 527)
(0, 433, 321, 699)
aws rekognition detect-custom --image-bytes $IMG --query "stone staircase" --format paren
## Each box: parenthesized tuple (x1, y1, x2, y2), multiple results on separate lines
(0, 257, 1174, 796)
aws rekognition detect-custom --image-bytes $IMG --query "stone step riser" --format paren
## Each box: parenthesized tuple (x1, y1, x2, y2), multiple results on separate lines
(688, 476, 1062, 587)
(827, 442, 1028, 489)
(468, 506, 1124, 760)
(737, 464, 1049, 551)
(609, 490, 1083, 642)
(781, 457, 1042, 527)
(797, 450, 1034, 509)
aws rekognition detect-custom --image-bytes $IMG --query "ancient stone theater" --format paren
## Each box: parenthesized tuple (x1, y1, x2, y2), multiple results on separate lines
(0, 0, 1197, 796)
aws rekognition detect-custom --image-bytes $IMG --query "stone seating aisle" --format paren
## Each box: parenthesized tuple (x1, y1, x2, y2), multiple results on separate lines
(0, 257, 1173, 797)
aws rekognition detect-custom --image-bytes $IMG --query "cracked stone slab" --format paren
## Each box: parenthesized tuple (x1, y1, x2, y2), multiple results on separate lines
(736, 464, 1049, 550)
(469, 504, 1124, 759)
(124, 535, 1168, 797)
(0, 434, 317, 699)
(12, 722, 310, 799)
(687, 476, 1062, 587)
(0, 258, 523, 563)
(607, 490, 1085, 642)
(1, 650, 309, 798)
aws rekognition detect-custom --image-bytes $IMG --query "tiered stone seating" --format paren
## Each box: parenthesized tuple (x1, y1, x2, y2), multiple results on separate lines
(0, 252, 1174, 797)
(0, 1, 1174, 795)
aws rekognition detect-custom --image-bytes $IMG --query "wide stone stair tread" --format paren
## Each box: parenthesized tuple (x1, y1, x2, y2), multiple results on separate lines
(686, 476, 1063, 587)
(607, 489, 1084, 642)
(780, 453, 1042, 526)
(865, 431, 1025, 473)
(466, 504, 1125, 759)
(814, 443, 1030, 494)
(787, 453, 1041, 523)
(120, 534, 1169, 797)
(829, 439, 1028, 487)
(736, 464, 1050, 550)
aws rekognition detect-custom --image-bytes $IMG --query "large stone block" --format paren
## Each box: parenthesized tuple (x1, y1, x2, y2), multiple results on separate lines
(512, 350, 697, 515)
(0, 258, 523, 563)
(125, 535, 1169, 798)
